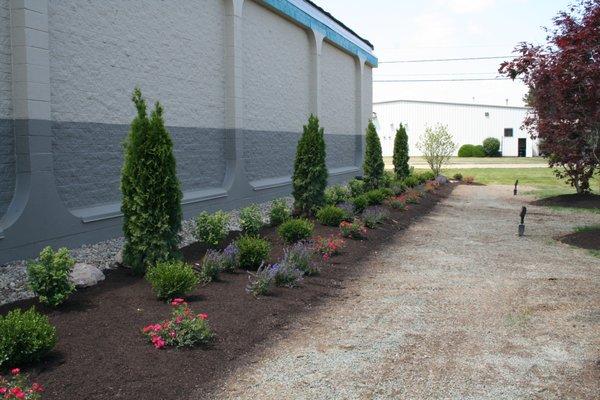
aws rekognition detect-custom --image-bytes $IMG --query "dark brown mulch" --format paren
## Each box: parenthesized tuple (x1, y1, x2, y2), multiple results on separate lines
(0, 184, 454, 400)
(530, 193, 600, 210)
(559, 229, 600, 251)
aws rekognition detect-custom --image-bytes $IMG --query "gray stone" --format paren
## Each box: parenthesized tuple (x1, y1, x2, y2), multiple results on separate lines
(435, 175, 449, 185)
(69, 263, 105, 288)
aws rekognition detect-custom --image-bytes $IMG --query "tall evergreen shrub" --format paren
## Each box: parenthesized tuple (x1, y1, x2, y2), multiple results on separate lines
(363, 120, 384, 190)
(292, 114, 328, 216)
(392, 123, 410, 179)
(121, 88, 183, 275)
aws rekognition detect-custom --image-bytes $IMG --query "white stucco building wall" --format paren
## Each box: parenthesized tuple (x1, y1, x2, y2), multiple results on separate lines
(373, 100, 537, 157)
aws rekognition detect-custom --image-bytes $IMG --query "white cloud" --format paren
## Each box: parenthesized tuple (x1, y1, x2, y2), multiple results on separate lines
(409, 12, 458, 47)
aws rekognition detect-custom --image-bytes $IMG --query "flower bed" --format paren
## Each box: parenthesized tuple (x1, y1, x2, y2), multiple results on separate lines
(0, 183, 454, 400)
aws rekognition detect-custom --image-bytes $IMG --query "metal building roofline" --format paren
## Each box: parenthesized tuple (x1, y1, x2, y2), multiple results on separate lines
(373, 99, 530, 110)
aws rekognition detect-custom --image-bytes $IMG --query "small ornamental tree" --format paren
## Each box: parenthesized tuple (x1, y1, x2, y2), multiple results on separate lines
(499, 0, 599, 194)
(292, 114, 328, 216)
(363, 120, 384, 189)
(121, 88, 183, 275)
(417, 124, 456, 176)
(392, 123, 410, 179)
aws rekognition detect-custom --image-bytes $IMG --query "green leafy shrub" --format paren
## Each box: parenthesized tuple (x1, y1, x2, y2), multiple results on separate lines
(269, 198, 291, 226)
(381, 171, 394, 188)
(278, 218, 314, 244)
(316, 205, 349, 226)
(121, 88, 182, 275)
(363, 120, 385, 190)
(365, 189, 389, 206)
(482, 137, 500, 156)
(194, 211, 230, 248)
(27, 246, 75, 307)
(0, 307, 57, 367)
(199, 250, 222, 283)
(351, 195, 369, 214)
(292, 115, 328, 216)
(458, 144, 486, 157)
(339, 220, 367, 239)
(324, 185, 350, 205)
(387, 197, 406, 210)
(239, 204, 263, 235)
(415, 171, 436, 183)
(362, 207, 389, 228)
(348, 179, 365, 197)
(393, 123, 410, 179)
(146, 260, 199, 301)
(390, 181, 406, 195)
(402, 175, 420, 188)
(453, 172, 463, 181)
(236, 235, 271, 270)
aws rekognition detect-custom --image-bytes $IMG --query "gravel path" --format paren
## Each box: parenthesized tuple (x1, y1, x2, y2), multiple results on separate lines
(204, 185, 600, 400)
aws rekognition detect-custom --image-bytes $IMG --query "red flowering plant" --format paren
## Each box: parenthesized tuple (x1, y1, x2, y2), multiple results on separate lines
(313, 235, 346, 262)
(142, 299, 213, 349)
(399, 189, 422, 205)
(339, 220, 367, 240)
(0, 368, 44, 400)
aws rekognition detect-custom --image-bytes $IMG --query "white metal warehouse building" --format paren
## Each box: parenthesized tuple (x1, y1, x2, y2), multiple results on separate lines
(372, 100, 538, 158)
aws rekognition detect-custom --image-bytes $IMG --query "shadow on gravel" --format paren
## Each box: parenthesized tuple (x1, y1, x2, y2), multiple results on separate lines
(531, 193, 600, 210)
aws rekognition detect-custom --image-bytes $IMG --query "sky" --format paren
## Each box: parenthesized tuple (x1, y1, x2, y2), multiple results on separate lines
(317, 0, 573, 106)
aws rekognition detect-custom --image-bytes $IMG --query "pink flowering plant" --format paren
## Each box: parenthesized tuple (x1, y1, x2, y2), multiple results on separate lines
(0, 368, 44, 400)
(142, 299, 213, 349)
(313, 235, 346, 262)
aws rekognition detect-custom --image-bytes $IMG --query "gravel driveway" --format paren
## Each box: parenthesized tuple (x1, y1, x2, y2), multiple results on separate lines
(204, 184, 600, 400)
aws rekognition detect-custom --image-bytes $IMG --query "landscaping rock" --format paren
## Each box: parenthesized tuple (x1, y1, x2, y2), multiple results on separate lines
(435, 175, 449, 185)
(115, 250, 124, 266)
(70, 263, 105, 288)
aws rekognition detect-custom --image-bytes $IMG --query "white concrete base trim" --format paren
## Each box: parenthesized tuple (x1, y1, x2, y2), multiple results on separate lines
(250, 166, 360, 191)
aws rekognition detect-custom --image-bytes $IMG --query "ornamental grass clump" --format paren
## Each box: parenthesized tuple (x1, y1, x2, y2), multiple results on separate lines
(0, 368, 45, 400)
(239, 204, 263, 235)
(339, 220, 367, 240)
(145, 260, 199, 301)
(278, 218, 314, 244)
(316, 205, 349, 227)
(0, 308, 57, 368)
(283, 242, 318, 276)
(27, 246, 75, 307)
(292, 115, 328, 216)
(194, 211, 230, 248)
(121, 88, 182, 275)
(362, 206, 389, 229)
(235, 235, 271, 270)
(246, 263, 274, 296)
(199, 250, 222, 283)
(269, 198, 291, 226)
(142, 299, 213, 349)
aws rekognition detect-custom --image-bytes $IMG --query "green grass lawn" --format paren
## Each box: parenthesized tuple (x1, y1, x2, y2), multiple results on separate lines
(384, 156, 546, 166)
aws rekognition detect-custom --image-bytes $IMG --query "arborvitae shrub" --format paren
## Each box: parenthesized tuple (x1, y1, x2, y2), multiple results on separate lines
(363, 121, 385, 190)
(393, 124, 410, 179)
(121, 88, 182, 275)
(292, 115, 328, 216)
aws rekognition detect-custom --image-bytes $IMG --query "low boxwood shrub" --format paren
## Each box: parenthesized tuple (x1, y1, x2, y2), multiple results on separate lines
(351, 195, 368, 214)
(482, 137, 500, 156)
(362, 207, 389, 229)
(324, 185, 350, 205)
(458, 144, 486, 157)
(146, 260, 199, 301)
(316, 205, 349, 226)
(194, 210, 230, 248)
(278, 218, 314, 244)
(269, 198, 291, 226)
(235, 235, 271, 270)
(348, 179, 365, 197)
(239, 204, 263, 235)
(0, 307, 57, 367)
(27, 246, 76, 307)
(415, 171, 435, 183)
(452, 172, 463, 181)
(402, 175, 420, 188)
(142, 299, 213, 349)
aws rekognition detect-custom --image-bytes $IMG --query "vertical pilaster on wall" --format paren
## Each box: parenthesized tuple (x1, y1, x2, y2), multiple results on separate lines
(1, 0, 78, 259)
(308, 28, 324, 117)
(223, 0, 250, 195)
(354, 56, 366, 170)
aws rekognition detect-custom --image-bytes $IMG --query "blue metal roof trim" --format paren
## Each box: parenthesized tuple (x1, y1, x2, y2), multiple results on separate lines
(262, 0, 378, 67)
